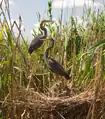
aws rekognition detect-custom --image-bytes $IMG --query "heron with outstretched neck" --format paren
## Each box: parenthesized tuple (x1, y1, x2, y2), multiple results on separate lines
(28, 20, 55, 54)
(44, 37, 70, 79)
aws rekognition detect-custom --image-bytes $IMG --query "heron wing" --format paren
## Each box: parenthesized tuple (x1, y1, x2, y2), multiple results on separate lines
(47, 58, 68, 76)
(30, 34, 43, 46)
(30, 35, 44, 50)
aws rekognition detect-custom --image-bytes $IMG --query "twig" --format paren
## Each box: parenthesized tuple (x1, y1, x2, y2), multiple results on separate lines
(55, 110, 66, 119)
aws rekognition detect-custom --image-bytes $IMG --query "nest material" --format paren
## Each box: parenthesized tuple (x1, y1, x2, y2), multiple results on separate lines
(1, 86, 105, 119)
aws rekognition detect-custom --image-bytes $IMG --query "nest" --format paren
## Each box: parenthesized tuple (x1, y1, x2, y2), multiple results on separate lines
(1, 82, 105, 119)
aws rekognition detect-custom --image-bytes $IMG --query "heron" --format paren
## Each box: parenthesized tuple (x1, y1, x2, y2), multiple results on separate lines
(28, 20, 55, 54)
(44, 37, 70, 80)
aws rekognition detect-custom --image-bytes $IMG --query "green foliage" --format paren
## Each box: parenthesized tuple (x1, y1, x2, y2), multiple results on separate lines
(47, 0, 53, 20)
(1, 1, 105, 118)
(65, 37, 72, 59)
(0, 6, 105, 93)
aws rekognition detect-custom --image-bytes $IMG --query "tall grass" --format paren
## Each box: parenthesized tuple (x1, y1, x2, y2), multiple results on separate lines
(1, 0, 105, 118)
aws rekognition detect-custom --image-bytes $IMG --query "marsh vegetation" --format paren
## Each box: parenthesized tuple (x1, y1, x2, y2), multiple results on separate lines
(1, 0, 105, 119)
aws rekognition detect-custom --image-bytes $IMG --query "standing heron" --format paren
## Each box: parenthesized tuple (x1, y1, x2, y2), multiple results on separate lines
(44, 38, 70, 79)
(28, 20, 55, 54)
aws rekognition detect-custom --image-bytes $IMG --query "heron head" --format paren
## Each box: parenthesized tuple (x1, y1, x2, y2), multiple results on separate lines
(40, 20, 55, 27)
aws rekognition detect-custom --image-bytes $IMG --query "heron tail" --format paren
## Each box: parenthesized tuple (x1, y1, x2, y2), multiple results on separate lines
(64, 73, 70, 80)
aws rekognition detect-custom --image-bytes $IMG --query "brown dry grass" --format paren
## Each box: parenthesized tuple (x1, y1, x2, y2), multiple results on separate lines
(1, 80, 105, 119)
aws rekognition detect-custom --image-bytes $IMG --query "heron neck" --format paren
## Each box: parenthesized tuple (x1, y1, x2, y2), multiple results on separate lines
(44, 48, 49, 60)
(44, 38, 54, 61)
(40, 26, 47, 39)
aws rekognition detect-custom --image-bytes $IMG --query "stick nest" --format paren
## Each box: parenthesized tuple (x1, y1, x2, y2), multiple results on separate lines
(1, 83, 105, 119)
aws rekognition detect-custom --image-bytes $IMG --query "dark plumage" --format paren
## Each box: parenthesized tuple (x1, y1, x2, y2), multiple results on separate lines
(28, 20, 55, 54)
(28, 35, 44, 54)
(44, 38, 70, 80)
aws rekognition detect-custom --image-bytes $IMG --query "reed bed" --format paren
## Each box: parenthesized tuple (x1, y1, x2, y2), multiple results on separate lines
(1, 0, 105, 119)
